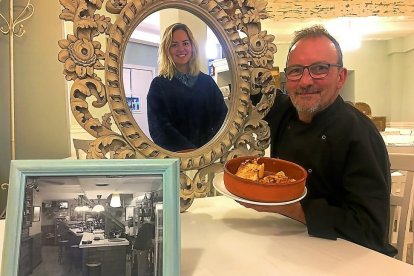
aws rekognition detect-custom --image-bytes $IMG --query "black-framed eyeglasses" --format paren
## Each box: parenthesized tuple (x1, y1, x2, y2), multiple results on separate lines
(284, 62, 342, 81)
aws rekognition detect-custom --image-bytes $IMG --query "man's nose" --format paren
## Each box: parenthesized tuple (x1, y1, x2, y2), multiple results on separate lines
(299, 68, 314, 85)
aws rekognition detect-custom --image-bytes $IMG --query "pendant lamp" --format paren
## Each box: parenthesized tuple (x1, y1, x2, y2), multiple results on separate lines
(110, 193, 121, 207)
(92, 195, 105, 212)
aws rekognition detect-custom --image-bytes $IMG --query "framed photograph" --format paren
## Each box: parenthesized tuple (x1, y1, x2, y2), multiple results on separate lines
(1, 159, 180, 276)
(32, 206, 41, 222)
(126, 96, 140, 112)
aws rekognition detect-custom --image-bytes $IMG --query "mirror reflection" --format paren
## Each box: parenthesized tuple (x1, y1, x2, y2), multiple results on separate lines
(19, 175, 163, 276)
(124, 9, 230, 152)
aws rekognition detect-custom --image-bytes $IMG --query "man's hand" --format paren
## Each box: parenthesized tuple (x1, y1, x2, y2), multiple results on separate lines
(238, 201, 306, 224)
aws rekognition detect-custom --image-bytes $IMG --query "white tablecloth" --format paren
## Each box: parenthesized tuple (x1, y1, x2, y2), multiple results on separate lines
(181, 196, 414, 276)
(2, 197, 413, 275)
(0, 220, 4, 271)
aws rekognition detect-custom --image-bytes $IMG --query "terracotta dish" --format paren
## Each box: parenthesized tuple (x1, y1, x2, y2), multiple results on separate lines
(223, 156, 307, 202)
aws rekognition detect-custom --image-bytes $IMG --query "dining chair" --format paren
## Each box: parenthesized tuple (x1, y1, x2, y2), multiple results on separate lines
(388, 153, 414, 264)
(72, 138, 93, 159)
(355, 102, 372, 117)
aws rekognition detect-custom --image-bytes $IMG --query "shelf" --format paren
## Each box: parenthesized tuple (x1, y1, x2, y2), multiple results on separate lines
(211, 58, 229, 73)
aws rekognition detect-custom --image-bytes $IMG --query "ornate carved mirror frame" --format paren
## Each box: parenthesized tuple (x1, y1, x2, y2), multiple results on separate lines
(58, 0, 277, 211)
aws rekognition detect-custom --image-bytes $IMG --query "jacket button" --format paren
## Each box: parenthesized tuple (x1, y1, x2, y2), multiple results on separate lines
(321, 135, 326, 140)
(308, 169, 312, 173)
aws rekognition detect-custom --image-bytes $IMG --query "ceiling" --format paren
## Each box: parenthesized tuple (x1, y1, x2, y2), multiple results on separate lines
(134, 9, 414, 48)
(262, 16, 414, 44)
(32, 175, 163, 201)
(263, 0, 414, 44)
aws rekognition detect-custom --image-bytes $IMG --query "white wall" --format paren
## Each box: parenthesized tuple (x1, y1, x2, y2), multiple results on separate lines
(398, 34, 414, 122)
(0, 0, 71, 184)
(344, 40, 390, 117)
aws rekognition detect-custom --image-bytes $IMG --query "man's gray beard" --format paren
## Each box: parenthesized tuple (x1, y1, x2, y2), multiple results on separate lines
(293, 102, 321, 115)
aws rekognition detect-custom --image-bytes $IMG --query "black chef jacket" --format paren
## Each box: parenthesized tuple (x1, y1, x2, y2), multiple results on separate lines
(265, 91, 397, 256)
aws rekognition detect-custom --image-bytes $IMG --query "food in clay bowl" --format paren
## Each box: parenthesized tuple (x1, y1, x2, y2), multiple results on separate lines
(223, 156, 307, 203)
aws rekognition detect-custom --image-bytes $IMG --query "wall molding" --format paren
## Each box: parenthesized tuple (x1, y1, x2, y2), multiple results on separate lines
(268, 0, 414, 19)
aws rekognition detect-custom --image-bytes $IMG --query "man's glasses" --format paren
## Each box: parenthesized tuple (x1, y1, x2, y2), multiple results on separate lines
(284, 62, 342, 81)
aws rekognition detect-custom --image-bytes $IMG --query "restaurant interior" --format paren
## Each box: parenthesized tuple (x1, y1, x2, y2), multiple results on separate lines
(18, 175, 163, 276)
(1, 0, 414, 275)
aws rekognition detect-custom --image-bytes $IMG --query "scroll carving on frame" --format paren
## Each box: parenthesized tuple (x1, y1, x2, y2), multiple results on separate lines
(58, 0, 277, 211)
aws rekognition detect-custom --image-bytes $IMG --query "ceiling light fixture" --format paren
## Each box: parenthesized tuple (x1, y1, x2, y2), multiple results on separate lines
(92, 195, 105, 212)
(110, 193, 121, 207)
(95, 183, 109, 187)
(325, 17, 363, 52)
(74, 195, 83, 212)
(75, 195, 90, 212)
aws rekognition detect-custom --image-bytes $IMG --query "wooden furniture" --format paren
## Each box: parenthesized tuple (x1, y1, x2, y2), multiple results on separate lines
(18, 187, 34, 276)
(73, 139, 93, 159)
(69, 244, 82, 273)
(18, 237, 32, 276)
(23, 187, 33, 228)
(351, 101, 387, 131)
(57, 239, 69, 264)
(79, 232, 129, 276)
(372, 116, 387, 132)
(30, 233, 42, 270)
(58, 0, 278, 212)
(85, 262, 102, 276)
(389, 153, 414, 263)
(81, 246, 127, 276)
(355, 102, 372, 116)
(181, 196, 414, 275)
(387, 146, 414, 154)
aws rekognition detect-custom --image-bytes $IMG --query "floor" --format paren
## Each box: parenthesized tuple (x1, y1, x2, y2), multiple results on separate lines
(30, 246, 81, 276)
(29, 246, 133, 276)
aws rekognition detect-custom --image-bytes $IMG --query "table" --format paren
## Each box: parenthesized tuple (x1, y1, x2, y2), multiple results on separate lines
(77, 232, 129, 276)
(181, 196, 414, 276)
(387, 145, 414, 154)
(78, 232, 129, 248)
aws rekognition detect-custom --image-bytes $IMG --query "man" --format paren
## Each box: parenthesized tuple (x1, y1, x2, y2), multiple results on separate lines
(242, 25, 396, 256)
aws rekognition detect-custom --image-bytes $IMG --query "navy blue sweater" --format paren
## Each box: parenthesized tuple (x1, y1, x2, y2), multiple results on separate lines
(147, 72, 228, 152)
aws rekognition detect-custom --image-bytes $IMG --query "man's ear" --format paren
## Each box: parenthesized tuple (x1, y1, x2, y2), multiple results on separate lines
(337, 67, 348, 91)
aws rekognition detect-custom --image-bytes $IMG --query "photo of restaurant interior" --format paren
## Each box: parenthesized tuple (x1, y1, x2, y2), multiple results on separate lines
(18, 175, 163, 276)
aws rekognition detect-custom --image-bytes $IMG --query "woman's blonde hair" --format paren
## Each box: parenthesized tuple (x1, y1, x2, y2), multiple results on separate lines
(158, 23, 200, 79)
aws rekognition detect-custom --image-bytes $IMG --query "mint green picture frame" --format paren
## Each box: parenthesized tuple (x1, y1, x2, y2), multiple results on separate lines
(1, 159, 180, 276)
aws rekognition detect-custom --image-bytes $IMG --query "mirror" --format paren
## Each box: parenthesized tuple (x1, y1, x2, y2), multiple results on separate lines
(59, 0, 277, 211)
(123, 9, 231, 150)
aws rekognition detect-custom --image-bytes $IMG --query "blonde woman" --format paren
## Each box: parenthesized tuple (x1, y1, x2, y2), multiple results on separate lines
(147, 23, 227, 152)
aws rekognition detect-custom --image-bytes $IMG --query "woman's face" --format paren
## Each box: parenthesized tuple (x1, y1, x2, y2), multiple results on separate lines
(169, 29, 193, 73)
